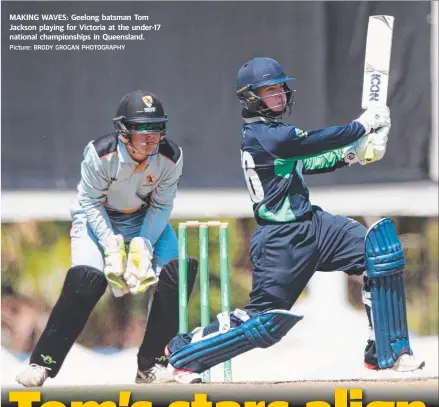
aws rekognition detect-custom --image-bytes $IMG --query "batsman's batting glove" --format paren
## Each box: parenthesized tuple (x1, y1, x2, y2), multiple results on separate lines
(343, 126, 389, 166)
(124, 237, 159, 295)
(103, 234, 129, 297)
(354, 105, 391, 134)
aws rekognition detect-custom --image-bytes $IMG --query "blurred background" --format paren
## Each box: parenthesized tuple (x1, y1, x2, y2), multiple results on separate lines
(2, 1, 438, 384)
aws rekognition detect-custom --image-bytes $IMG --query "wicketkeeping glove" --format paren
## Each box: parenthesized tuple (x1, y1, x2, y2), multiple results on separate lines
(124, 237, 159, 295)
(103, 234, 129, 297)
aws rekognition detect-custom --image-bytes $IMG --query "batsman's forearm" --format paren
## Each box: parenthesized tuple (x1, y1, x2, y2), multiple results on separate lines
(292, 121, 366, 158)
(302, 149, 348, 174)
(263, 121, 367, 160)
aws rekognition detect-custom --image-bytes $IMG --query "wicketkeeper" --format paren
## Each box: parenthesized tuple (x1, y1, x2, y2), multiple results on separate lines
(16, 90, 200, 387)
(165, 58, 425, 382)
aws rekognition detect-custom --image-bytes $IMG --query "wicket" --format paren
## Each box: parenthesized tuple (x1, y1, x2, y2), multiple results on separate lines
(177, 220, 233, 383)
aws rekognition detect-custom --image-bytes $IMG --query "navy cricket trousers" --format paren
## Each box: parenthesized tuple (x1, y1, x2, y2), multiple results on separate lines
(245, 205, 368, 313)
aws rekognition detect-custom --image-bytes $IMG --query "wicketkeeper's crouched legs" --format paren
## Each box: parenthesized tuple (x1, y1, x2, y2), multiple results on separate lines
(29, 266, 107, 377)
(137, 257, 199, 370)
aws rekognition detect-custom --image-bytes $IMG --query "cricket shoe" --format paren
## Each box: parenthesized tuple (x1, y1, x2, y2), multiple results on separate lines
(164, 345, 202, 384)
(172, 368, 203, 384)
(364, 339, 425, 372)
(135, 361, 174, 384)
(16, 364, 50, 387)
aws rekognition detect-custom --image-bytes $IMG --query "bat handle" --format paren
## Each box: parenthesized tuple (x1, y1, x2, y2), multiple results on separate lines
(364, 141, 375, 162)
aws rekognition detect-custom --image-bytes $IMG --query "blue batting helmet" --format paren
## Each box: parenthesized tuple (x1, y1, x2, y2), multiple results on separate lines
(236, 57, 295, 118)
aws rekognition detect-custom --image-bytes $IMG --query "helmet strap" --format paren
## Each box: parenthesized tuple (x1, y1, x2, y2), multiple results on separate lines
(240, 85, 295, 119)
(118, 132, 165, 162)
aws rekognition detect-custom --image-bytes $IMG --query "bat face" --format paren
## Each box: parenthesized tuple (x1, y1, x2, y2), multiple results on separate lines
(361, 15, 395, 163)
(362, 15, 395, 109)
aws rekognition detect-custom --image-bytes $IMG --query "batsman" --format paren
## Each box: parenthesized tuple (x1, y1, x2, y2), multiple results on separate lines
(16, 90, 200, 387)
(165, 57, 425, 380)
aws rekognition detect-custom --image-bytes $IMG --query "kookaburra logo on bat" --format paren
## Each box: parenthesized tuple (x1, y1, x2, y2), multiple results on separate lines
(369, 73, 381, 101)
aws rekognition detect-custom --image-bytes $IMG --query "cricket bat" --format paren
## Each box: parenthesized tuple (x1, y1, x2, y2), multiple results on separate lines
(361, 15, 395, 162)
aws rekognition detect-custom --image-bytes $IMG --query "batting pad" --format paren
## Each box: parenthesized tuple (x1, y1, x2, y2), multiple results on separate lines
(365, 218, 412, 369)
(168, 309, 303, 373)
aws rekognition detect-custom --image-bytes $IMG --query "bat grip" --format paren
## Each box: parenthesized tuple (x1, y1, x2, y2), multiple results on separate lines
(364, 142, 375, 162)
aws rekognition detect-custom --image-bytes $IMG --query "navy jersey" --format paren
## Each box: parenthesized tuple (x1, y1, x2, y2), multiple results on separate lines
(240, 117, 365, 224)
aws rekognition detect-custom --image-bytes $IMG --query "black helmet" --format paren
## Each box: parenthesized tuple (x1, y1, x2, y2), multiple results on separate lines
(113, 90, 168, 137)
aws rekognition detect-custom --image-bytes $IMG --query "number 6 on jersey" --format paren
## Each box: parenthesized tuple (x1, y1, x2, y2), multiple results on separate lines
(241, 150, 264, 203)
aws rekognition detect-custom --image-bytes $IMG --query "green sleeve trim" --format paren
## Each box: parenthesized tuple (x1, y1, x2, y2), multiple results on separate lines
(302, 149, 344, 171)
(274, 158, 296, 178)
